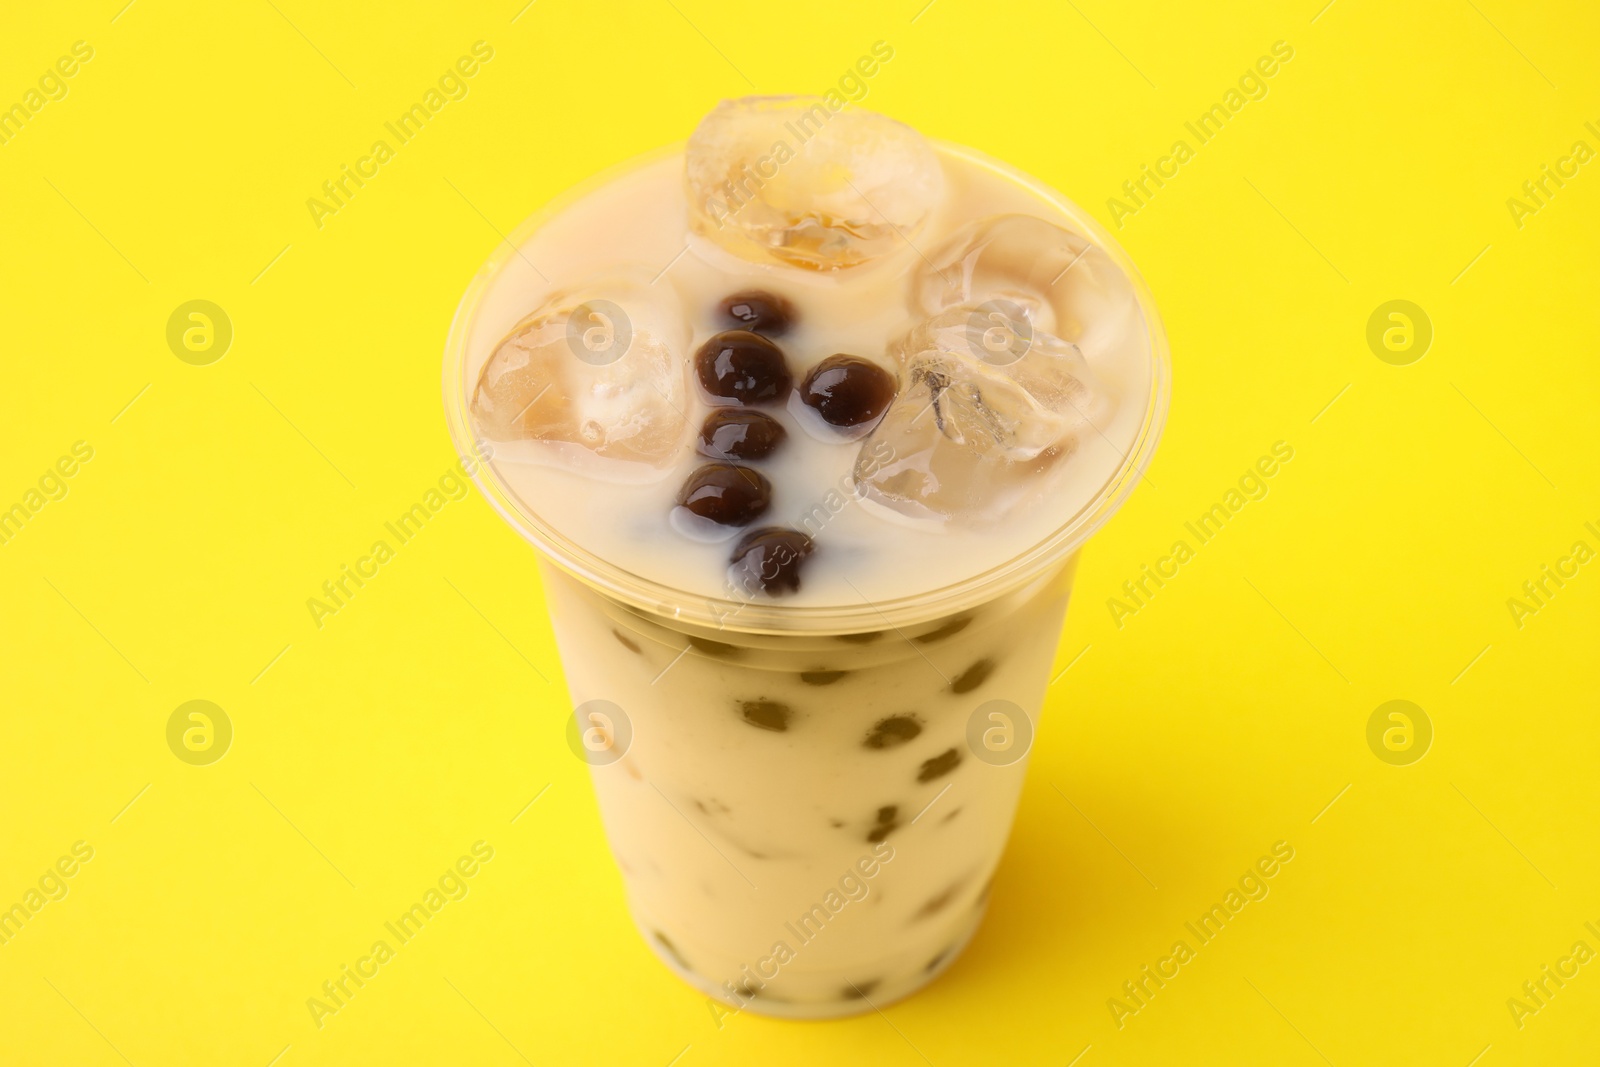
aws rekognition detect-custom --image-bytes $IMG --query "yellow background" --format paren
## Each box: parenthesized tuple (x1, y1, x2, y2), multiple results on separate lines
(2, 0, 1597, 1063)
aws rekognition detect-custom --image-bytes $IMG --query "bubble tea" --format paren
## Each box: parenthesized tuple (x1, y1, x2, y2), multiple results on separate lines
(442, 96, 1169, 1018)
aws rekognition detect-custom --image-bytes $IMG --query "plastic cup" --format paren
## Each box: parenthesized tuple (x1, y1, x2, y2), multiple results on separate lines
(443, 141, 1169, 1018)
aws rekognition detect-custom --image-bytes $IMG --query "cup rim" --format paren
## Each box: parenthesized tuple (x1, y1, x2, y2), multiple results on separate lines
(441, 138, 1171, 635)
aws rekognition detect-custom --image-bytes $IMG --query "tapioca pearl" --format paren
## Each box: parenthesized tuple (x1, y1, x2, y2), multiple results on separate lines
(924, 947, 953, 973)
(912, 878, 967, 921)
(799, 669, 847, 685)
(863, 715, 921, 750)
(653, 931, 692, 970)
(675, 463, 772, 527)
(728, 526, 813, 596)
(797, 354, 897, 429)
(740, 699, 792, 732)
(719, 289, 796, 336)
(836, 630, 884, 644)
(942, 806, 963, 824)
(914, 615, 972, 644)
(842, 979, 881, 1000)
(695, 330, 792, 404)
(917, 747, 962, 782)
(950, 658, 996, 694)
(697, 408, 787, 461)
(612, 629, 641, 653)
(876, 805, 898, 824)
(687, 635, 740, 657)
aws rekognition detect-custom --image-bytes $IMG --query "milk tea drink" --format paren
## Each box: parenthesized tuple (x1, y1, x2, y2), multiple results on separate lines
(443, 96, 1169, 1017)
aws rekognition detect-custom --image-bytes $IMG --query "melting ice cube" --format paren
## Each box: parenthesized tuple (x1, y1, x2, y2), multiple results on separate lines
(915, 214, 1140, 361)
(471, 275, 692, 475)
(854, 308, 1109, 524)
(686, 95, 945, 271)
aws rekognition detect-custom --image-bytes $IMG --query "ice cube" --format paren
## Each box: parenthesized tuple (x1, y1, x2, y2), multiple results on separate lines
(686, 96, 944, 271)
(854, 307, 1107, 523)
(915, 214, 1140, 360)
(471, 275, 692, 475)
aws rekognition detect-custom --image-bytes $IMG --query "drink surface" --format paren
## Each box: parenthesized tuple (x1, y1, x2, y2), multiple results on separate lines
(457, 120, 1155, 612)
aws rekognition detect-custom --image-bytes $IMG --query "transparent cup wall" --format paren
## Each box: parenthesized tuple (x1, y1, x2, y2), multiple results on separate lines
(544, 556, 1076, 1018)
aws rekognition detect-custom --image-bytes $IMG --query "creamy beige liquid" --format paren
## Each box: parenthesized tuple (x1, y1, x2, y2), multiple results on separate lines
(458, 141, 1154, 1017)
(543, 556, 1075, 1015)
(462, 148, 1150, 608)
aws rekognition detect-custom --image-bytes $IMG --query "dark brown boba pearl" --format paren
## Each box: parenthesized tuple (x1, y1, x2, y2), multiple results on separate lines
(864, 715, 921, 750)
(719, 289, 795, 336)
(942, 806, 963, 824)
(798, 355, 897, 428)
(950, 658, 995, 694)
(740, 699, 791, 732)
(917, 748, 962, 782)
(612, 629, 641, 653)
(687, 635, 739, 657)
(800, 669, 847, 686)
(924, 948, 953, 973)
(842, 979, 881, 999)
(676, 463, 771, 527)
(867, 804, 900, 842)
(695, 330, 792, 404)
(836, 630, 883, 644)
(729, 527, 814, 596)
(697, 408, 786, 461)
(653, 931, 691, 970)
(914, 881, 964, 920)
(915, 615, 971, 644)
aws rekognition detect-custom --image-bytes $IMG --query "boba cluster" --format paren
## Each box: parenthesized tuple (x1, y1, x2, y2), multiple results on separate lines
(674, 290, 898, 597)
